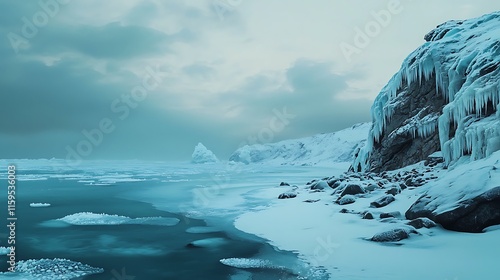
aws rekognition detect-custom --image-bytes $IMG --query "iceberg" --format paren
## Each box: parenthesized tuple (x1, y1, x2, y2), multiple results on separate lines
(191, 143, 219, 164)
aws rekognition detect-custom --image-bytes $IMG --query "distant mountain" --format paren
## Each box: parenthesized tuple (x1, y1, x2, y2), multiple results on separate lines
(229, 123, 371, 166)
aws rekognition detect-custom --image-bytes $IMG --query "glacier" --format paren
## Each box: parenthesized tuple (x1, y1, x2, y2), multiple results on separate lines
(229, 123, 371, 166)
(355, 12, 500, 171)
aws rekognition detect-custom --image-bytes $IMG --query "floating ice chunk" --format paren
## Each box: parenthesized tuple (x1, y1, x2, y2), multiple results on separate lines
(220, 258, 274, 269)
(56, 212, 179, 226)
(0, 246, 10, 255)
(30, 203, 51, 208)
(188, 237, 228, 248)
(0, 258, 103, 279)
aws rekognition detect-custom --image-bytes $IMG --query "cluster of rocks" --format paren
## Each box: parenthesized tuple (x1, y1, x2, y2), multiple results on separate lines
(277, 167, 440, 242)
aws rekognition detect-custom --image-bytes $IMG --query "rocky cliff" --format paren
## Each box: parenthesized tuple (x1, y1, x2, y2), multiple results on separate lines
(353, 12, 500, 172)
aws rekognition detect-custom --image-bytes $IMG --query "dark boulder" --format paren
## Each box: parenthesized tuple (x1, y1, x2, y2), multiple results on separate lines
(311, 180, 329, 190)
(406, 218, 437, 229)
(370, 228, 417, 242)
(370, 195, 396, 208)
(405, 186, 500, 233)
(380, 211, 402, 219)
(338, 195, 356, 205)
(340, 184, 365, 197)
(278, 192, 297, 199)
(279, 182, 290, 186)
(362, 212, 374, 220)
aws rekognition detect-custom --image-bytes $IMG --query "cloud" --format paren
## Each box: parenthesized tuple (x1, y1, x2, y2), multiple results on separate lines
(2, 1, 500, 160)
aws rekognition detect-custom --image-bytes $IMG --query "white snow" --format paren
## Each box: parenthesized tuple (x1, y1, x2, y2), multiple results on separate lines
(229, 123, 371, 166)
(412, 150, 500, 215)
(55, 212, 180, 226)
(356, 12, 500, 170)
(233, 153, 500, 279)
(191, 142, 219, 164)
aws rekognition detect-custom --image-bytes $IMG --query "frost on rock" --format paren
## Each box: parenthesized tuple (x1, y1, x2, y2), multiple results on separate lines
(0, 258, 104, 279)
(355, 12, 500, 171)
(191, 143, 219, 164)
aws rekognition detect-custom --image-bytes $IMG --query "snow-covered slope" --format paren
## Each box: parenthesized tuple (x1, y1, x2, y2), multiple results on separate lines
(191, 143, 218, 164)
(229, 123, 370, 166)
(355, 12, 500, 171)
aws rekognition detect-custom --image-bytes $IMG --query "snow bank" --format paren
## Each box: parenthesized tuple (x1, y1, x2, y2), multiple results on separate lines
(191, 143, 219, 164)
(356, 12, 500, 171)
(56, 212, 180, 226)
(229, 123, 371, 166)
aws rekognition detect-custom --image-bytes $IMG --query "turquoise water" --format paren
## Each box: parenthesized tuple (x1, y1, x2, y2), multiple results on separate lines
(0, 161, 327, 279)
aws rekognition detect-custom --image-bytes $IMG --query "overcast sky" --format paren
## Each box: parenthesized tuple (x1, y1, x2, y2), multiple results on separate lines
(1, 0, 499, 161)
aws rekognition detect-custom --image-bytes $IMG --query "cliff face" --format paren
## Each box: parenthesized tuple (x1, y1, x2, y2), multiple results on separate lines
(353, 12, 500, 172)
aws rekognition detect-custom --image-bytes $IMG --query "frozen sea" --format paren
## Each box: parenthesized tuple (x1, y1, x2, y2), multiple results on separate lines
(0, 160, 336, 279)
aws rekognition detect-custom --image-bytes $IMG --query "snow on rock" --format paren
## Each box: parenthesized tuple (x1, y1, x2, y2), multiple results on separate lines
(354, 12, 500, 172)
(191, 143, 218, 164)
(405, 151, 500, 232)
(229, 123, 371, 166)
(0, 258, 104, 279)
(57, 212, 180, 226)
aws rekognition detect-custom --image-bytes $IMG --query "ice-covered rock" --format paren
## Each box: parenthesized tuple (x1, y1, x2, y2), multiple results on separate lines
(370, 227, 417, 242)
(338, 195, 356, 205)
(405, 151, 500, 232)
(229, 123, 371, 166)
(353, 12, 500, 172)
(191, 143, 218, 164)
(370, 195, 396, 208)
(278, 192, 297, 199)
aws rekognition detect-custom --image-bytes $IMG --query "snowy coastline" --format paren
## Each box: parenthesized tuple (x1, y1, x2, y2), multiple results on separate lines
(233, 152, 500, 279)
